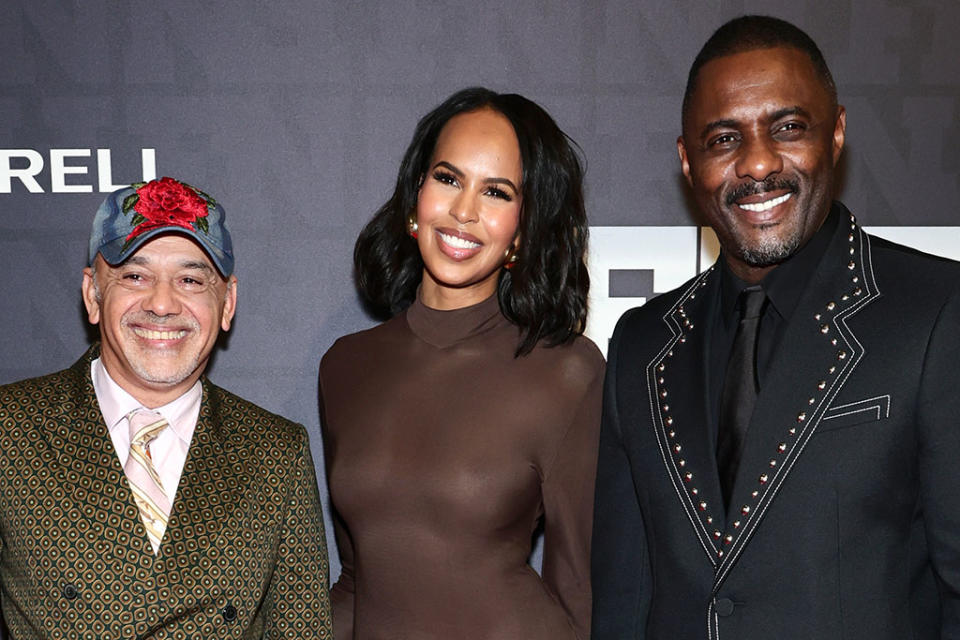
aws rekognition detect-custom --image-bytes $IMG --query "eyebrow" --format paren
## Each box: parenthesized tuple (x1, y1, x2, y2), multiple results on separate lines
(699, 106, 810, 139)
(433, 160, 519, 195)
(179, 260, 215, 273)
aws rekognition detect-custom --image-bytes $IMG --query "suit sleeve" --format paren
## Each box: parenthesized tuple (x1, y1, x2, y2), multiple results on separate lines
(262, 430, 333, 638)
(917, 287, 960, 632)
(540, 357, 604, 640)
(591, 313, 651, 639)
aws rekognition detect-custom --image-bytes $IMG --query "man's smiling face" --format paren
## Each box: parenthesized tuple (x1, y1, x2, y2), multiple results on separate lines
(82, 234, 237, 407)
(678, 45, 846, 283)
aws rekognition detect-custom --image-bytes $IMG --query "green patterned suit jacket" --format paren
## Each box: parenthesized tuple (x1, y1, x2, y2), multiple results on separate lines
(0, 345, 332, 639)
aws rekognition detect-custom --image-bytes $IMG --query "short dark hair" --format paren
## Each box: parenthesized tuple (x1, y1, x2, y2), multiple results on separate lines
(682, 15, 837, 130)
(354, 87, 590, 357)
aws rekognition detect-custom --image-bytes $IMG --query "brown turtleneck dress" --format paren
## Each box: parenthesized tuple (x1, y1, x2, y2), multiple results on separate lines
(319, 292, 604, 639)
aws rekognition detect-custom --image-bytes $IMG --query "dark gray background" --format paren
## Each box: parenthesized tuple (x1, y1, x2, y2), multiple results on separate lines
(2, 0, 958, 594)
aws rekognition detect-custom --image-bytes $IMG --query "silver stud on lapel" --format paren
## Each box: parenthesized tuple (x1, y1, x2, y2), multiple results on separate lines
(808, 397, 816, 405)
(666, 416, 674, 426)
(673, 444, 682, 454)
(838, 351, 847, 360)
(826, 302, 836, 311)
(852, 276, 859, 284)
(778, 442, 787, 452)
(841, 294, 850, 301)
(733, 520, 741, 528)
(724, 534, 734, 545)
(814, 313, 822, 321)
(831, 338, 838, 346)
(818, 380, 826, 390)
(684, 472, 693, 481)
(854, 288, 862, 296)
(820, 324, 830, 334)
(797, 412, 807, 422)
(662, 404, 670, 412)
(668, 429, 676, 438)
(678, 459, 686, 467)
(828, 366, 836, 374)
(751, 490, 760, 498)
(706, 516, 714, 524)
(658, 363, 665, 372)
(699, 501, 708, 511)
(741, 505, 751, 515)
(848, 261, 856, 270)
(788, 427, 797, 435)
(769, 459, 778, 467)
(660, 389, 668, 398)
(759, 474, 768, 484)
(691, 487, 699, 495)
(714, 530, 722, 539)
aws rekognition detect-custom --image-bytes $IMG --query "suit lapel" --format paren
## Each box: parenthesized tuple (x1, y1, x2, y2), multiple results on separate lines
(647, 266, 727, 566)
(162, 380, 249, 558)
(712, 207, 881, 587)
(38, 346, 156, 556)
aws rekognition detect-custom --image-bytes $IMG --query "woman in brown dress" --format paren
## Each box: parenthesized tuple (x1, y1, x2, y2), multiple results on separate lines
(320, 87, 603, 639)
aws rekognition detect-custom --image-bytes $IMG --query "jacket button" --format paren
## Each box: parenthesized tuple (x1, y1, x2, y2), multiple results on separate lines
(715, 597, 735, 617)
(62, 583, 79, 600)
(222, 604, 238, 622)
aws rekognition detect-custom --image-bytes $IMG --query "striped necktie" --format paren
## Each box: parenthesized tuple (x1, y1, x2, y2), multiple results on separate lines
(125, 409, 172, 555)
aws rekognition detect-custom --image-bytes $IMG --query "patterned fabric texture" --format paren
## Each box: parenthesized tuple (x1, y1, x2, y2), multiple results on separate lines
(0, 345, 332, 639)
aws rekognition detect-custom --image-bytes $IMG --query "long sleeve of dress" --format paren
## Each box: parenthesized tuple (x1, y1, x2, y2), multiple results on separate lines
(329, 512, 356, 640)
(541, 358, 605, 639)
(319, 365, 355, 640)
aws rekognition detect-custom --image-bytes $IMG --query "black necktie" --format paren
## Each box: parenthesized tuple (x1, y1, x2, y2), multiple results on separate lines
(717, 285, 766, 509)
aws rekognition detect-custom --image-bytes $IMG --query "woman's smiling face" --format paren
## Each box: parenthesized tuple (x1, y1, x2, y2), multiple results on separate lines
(415, 107, 523, 310)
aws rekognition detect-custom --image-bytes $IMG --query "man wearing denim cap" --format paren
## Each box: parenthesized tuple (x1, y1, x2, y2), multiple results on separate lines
(0, 177, 332, 638)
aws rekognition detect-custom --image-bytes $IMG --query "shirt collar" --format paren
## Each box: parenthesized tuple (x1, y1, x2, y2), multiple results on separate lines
(91, 357, 201, 445)
(719, 203, 840, 325)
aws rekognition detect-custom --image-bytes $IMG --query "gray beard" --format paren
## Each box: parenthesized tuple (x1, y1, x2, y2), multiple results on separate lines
(735, 231, 804, 268)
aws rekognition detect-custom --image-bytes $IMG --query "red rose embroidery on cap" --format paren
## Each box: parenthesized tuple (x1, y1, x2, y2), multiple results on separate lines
(120, 177, 214, 248)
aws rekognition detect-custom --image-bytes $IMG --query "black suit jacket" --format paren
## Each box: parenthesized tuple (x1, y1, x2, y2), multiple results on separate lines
(592, 203, 960, 639)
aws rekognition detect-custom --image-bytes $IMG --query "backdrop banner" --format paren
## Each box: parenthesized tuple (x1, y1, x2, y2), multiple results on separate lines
(3, 0, 958, 604)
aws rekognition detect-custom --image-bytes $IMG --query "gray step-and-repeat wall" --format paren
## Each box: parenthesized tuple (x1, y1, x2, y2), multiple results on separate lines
(3, 0, 958, 598)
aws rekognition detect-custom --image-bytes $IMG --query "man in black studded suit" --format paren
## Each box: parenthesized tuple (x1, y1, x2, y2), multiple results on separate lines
(591, 15, 960, 640)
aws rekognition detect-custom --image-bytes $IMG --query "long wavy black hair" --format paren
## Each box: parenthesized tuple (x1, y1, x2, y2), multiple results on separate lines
(354, 87, 589, 356)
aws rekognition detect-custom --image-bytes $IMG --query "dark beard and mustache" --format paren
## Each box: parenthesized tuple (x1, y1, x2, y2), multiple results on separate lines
(724, 177, 802, 268)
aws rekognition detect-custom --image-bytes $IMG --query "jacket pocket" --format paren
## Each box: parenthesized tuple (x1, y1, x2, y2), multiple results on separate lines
(817, 395, 891, 432)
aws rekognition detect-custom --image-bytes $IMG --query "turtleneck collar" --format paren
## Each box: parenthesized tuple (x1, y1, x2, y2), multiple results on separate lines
(405, 288, 504, 349)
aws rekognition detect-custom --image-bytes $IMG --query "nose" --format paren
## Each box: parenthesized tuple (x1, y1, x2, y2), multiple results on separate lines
(141, 280, 182, 317)
(449, 191, 479, 224)
(735, 134, 783, 181)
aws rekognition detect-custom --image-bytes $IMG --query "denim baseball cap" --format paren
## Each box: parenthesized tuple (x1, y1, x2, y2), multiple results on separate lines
(88, 177, 234, 276)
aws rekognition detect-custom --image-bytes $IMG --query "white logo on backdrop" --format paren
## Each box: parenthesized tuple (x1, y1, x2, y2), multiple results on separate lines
(0, 148, 157, 193)
(585, 225, 960, 355)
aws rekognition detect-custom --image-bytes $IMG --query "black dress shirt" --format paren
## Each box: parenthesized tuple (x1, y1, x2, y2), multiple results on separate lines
(707, 205, 841, 450)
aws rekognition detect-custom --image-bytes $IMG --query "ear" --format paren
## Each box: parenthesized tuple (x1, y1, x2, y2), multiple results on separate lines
(81, 266, 101, 325)
(677, 136, 694, 187)
(220, 275, 238, 331)
(832, 105, 847, 166)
